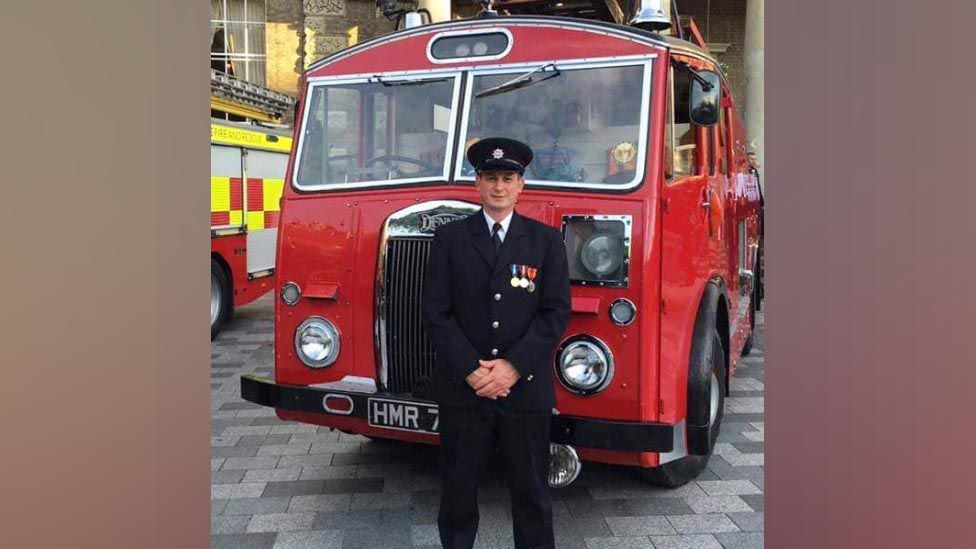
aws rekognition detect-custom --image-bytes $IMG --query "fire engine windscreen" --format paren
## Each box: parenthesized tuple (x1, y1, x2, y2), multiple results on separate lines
(296, 77, 456, 187)
(460, 64, 648, 187)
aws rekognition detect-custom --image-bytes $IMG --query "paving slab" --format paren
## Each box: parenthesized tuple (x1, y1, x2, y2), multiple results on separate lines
(211, 293, 767, 548)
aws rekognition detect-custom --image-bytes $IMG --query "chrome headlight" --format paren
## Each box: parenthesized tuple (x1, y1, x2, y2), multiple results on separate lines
(580, 234, 624, 276)
(294, 316, 340, 368)
(561, 215, 632, 287)
(555, 335, 614, 394)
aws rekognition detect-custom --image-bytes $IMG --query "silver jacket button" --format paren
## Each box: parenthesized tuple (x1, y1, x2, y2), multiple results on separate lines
(494, 293, 501, 301)
(492, 321, 499, 329)
(527, 374, 534, 381)
(491, 348, 499, 356)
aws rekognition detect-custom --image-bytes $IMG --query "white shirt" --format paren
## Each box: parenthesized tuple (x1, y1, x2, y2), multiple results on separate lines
(483, 210, 513, 243)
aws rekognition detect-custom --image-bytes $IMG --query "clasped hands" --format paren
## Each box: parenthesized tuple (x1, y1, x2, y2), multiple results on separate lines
(466, 358, 520, 399)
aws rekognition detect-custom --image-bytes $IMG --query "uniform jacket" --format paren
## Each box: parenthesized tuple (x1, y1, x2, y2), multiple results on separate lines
(421, 208, 571, 411)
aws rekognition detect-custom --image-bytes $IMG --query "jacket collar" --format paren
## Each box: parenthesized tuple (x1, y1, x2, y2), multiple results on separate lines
(466, 208, 527, 273)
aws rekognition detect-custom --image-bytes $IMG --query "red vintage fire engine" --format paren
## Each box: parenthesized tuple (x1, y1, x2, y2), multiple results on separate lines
(242, 0, 762, 488)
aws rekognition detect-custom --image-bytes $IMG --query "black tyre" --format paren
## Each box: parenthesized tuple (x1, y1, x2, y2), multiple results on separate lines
(741, 302, 755, 356)
(754, 246, 764, 311)
(211, 259, 232, 340)
(640, 329, 726, 488)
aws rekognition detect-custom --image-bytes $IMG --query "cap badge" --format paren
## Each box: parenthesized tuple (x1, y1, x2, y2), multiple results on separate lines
(492, 148, 505, 159)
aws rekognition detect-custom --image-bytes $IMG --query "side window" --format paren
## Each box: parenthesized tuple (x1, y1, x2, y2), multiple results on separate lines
(670, 64, 698, 178)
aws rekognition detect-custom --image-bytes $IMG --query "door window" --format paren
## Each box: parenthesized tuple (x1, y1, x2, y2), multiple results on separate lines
(669, 66, 698, 178)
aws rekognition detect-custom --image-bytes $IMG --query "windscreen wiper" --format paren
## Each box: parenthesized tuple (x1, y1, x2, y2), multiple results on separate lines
(474, 63, 561, 99)
(368, 75, 449, 87)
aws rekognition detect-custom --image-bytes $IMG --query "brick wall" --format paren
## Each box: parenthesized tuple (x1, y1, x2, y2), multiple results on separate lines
(676, 0, 747, 106)
(264, 0, 401, 97)
(266, 0, 305, 96)
(259, 1, 753, 118)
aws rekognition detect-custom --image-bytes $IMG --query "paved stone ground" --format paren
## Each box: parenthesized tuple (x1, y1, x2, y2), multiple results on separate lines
(212, 293, 765, 548)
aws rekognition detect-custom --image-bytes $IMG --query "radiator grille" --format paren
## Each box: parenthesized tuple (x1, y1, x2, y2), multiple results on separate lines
(382, 237, 437, 395)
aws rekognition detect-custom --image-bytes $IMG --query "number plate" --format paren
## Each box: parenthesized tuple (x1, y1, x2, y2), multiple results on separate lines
(367, 398, 440, 434)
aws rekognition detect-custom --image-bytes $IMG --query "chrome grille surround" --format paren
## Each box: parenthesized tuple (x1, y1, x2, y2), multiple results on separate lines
(374, 200, 480, 394)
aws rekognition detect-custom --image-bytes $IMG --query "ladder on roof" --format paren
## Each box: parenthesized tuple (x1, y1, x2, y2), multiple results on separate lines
(676, 15, 709, 52)
(489, 1, 710, 52)
(210, 69, 295, 124)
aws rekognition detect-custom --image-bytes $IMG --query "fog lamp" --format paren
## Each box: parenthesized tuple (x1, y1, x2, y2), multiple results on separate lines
(549, 444, 581, 487)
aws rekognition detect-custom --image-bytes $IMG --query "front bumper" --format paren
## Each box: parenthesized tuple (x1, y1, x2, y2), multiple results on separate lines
(241, 375, 674, 453)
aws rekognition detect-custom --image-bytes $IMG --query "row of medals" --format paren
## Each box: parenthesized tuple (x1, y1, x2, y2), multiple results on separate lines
(510, 264, 538, 293)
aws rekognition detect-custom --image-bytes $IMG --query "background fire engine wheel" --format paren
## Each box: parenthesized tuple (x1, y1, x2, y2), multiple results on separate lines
(640, 330, 726, 488)
(211, 259, 232, 340)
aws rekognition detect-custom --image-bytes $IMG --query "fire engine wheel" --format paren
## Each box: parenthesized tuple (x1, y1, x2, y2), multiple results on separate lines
(211, 259, 232, 340)
(640, 330, 726, 488)
(741, 302, 756, 356)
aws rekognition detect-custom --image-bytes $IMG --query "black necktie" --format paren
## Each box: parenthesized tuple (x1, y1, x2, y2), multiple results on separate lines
(491, 222, 503, 251)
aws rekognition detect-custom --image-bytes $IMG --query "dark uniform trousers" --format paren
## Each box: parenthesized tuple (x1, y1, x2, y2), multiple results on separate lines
(438, 404, 552, 549)
(421, 209, 571, 549)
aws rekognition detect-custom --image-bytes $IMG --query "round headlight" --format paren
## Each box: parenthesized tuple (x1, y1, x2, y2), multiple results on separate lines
(281, 282, 301, 306)
(555, 336, 614, 394)
(294, 317, 340, 368)
(609, 298, 636, 326)
(454, 42, 471, 57)
(472, 41, 489, 56)
(580, 233, 624, 276)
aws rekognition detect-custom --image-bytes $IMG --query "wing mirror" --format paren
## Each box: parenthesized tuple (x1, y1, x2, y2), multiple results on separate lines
(689, 70, 721, 126)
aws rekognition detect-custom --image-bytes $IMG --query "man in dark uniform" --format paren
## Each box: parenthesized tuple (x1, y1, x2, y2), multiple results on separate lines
(421, 137, 571, 549)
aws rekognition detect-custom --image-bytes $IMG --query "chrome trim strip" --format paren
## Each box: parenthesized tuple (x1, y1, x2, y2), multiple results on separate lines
(309, 375, 378, 394)
(322, 393, 355, 415)
(304, 54, 656, 83)
(374, 200, 481, 392)
(658, 419, 688, 464)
